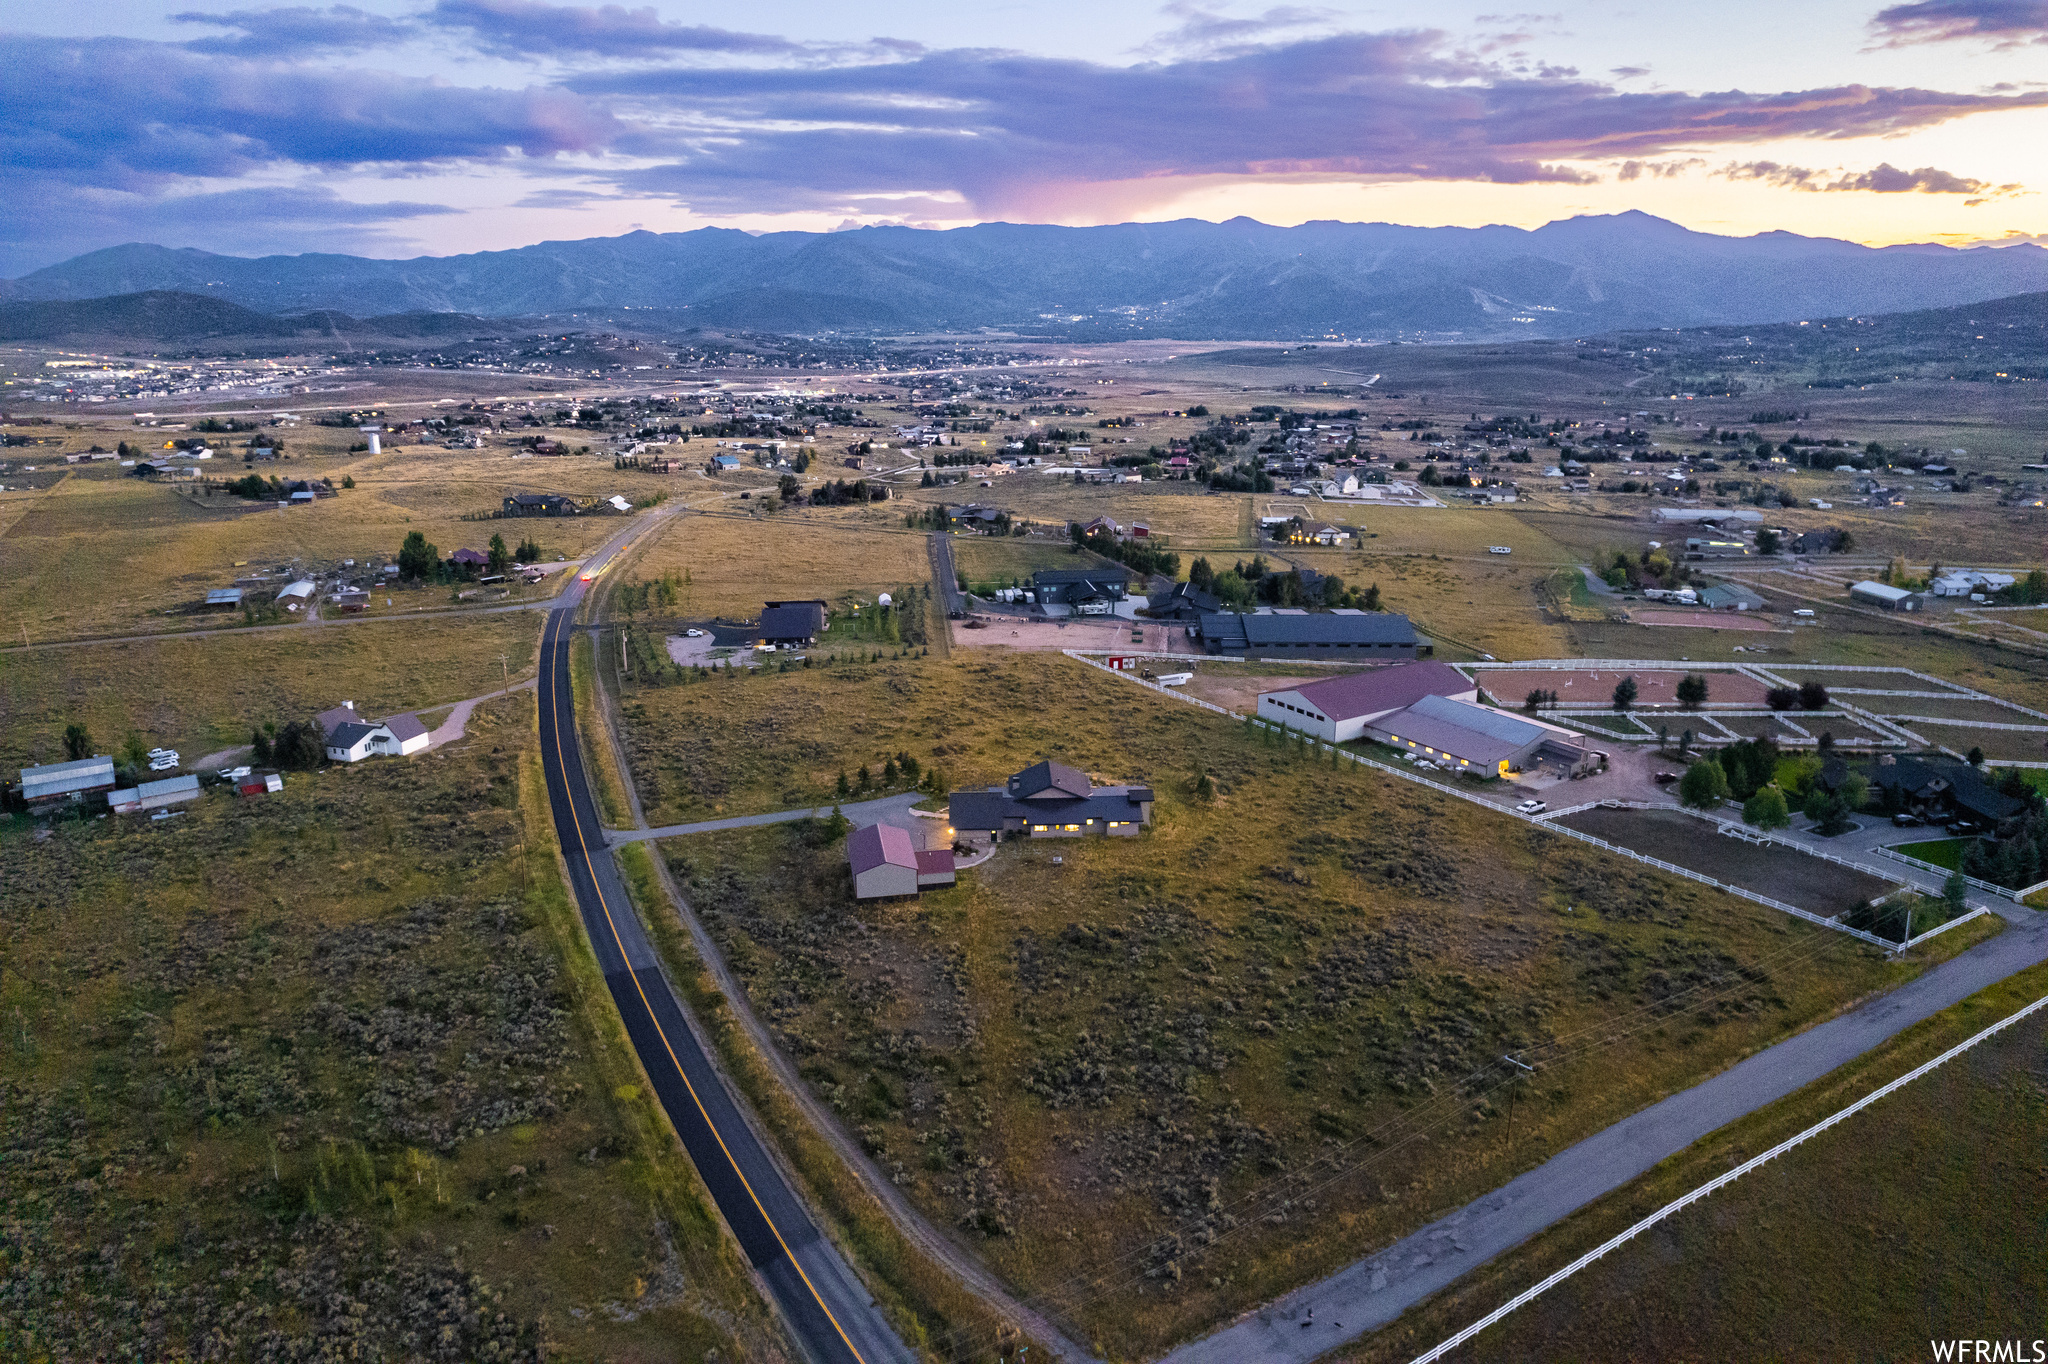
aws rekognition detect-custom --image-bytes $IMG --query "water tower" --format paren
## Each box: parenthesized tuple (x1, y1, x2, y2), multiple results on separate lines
(358, 425, 381, 454)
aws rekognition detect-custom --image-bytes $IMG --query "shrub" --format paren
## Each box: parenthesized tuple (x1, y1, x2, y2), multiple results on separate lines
(1679, 759, 1729, 809)
(1742, 787, 1790, 831)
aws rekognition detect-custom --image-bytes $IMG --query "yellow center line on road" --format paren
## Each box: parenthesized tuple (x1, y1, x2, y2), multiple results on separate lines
(541, 607, 870, 1364)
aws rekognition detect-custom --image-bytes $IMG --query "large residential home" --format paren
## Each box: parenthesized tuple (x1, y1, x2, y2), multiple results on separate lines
(759, 599, 827, 646)
(1871, 755, 2024, 828)
(1195, 609, 1425, 658)
(503, 493, 577, 517)
(949, 760, 1154, 838)
(1257, 660, 1475, 742)
(847, 823, 956, 899)
(325, 721, 397, 764)
(1032, 568, 1131, 610)
(1145, 581, 1222, 622)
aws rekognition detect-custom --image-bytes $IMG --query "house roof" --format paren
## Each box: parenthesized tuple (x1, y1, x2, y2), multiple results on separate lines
(383, 713, 428, 744)
(915, 849, 956, 875)
(1873, 757, 2022, 822)
(1033, 568, 1132, 586)
(20, 755, 116, 797)
(206, 588, 244, 605)
(137, 773, 200, 800)
(314, 702, 358, 734)
(948, 787, 1151, 829)
(326, 721, 386, 750)
(1204, 611, 1418, 648)
(1147, 582, 1221, 615)
(1851, 580, 1914, 603)
(451, 548, 490, 566)
(1271, 660, 1473, 722)
(760, 601, 825, 639)
(848, 822, 918, 875)
(1008, 760, 1092, 801)
(276, 579, 315, 600)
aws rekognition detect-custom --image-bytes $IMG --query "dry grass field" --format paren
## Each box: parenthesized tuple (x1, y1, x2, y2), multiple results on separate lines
(0, 695, 785, 1362)
(950, 535, 1122, 590)
(1340, 962, 2048, 1364)
(625, 505, 934, 617)
(1296, 550, 1574, 661)
(0, 438, 645, 641)
(899, 477, 1254, 548)
(0, 613, 540, 771)
(620, 650, 1913, 1358)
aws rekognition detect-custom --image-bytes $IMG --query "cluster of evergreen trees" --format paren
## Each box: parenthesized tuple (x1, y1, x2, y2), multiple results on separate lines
(1187, 555, 1380, 612)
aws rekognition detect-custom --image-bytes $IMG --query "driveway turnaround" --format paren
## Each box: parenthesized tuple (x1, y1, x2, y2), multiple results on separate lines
(1163, 907, 2048, 1364)
(538, 604, 914, 1364)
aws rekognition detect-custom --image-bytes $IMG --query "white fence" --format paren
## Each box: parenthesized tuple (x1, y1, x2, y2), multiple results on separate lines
(1068, 651, 1926, 952)
(1408, 988, 2048, 1364)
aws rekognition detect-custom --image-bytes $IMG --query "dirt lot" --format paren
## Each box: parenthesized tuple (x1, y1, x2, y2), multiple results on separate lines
(948, 614, 1197, 653)
(1631, 609, 1785, 632)
(1557, 806, 1900, 916)
(1476, 666, 1775, 708)
(1181, 670, 1321, 712)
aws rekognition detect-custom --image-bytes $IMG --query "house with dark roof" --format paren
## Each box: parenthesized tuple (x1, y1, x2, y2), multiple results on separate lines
(759, 599, 827, 645)
(1871, 755, 2023, 827)
(1195, 610, 1425, 658)
(1145, 581, 1221, 621)
(1257, 660, 1476, 742)
(948, 760, 1154, 839)
(503, 493, 576, 516)
(450, 548, 490, 570)
(847, 823, 955, 899)
(325, 720, 395, 764)
(1032, 568, 1131, 610)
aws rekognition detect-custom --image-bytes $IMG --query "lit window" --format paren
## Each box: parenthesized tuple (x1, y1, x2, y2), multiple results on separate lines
(1032, 824, 1048, 832)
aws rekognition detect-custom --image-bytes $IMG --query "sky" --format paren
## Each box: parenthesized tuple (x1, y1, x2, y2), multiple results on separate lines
(3, 0, 2047, 272)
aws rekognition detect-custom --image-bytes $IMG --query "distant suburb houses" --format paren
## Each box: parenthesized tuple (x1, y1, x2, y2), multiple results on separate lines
(1257, 660, 1601, 777)
(949, 760, 1155, 838)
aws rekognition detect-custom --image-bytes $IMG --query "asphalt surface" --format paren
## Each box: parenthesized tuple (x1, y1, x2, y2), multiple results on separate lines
(607, 792, 929, 845)
(1164, 907, 2048, 1364)
(930, 532, 966, 616)
(536, 598, 914, 1364)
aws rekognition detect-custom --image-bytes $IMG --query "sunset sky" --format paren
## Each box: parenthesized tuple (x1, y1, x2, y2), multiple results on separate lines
(4, 0, 2047, 271)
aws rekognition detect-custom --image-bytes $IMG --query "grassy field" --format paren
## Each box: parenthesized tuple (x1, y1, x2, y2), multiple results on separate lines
(0, 694, 785, 1361)
(0, 441, 640, 641)
(0, 613, 541, 772)
(1295, 549, 1574, 661)
(898, 478, 1252, 549)
(1889, 837, 1972, 870)
(620, 651, 1914, 1358)
(625, 506, 935, 618)
(951, 536, 1122, 592)
(1339, 962, 2048, 1364)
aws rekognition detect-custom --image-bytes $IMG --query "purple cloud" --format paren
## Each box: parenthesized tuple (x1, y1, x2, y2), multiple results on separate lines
(1869, 0, 2048, 46)
(423, 0, 876, 61)
(172, 5, 417, 56)
(569, 35, 2048, 218)
(1720, 159, 2017, 194)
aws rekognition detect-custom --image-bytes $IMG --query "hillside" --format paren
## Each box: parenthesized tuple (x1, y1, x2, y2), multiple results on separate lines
(0, 290, 514, 344)
(8, 214, 2048, 341)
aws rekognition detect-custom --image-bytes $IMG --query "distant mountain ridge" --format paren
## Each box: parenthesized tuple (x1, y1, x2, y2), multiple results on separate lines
(0, 290, 511, 343)
(8, 214, 2048, 340)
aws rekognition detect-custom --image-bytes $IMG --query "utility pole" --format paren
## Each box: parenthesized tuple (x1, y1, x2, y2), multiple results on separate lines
(1502, 1054, 1534, 1154)
(499, 652, 508, 689)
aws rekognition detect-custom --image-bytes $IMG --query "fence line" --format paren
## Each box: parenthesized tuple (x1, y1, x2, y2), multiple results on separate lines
(1871, 846, 2019, 902)
(1407, 988, 2048, 1364)
(1069, 652, 1903, 952)
(1883, 715, 2048, 733)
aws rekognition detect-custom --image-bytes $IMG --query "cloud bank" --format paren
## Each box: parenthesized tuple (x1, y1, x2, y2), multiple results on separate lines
(0, 4, 2041, 270)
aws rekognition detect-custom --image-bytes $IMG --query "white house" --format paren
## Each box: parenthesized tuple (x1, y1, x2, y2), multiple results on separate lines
(383, 714, 431, 755)
(325, 721, 395, 763)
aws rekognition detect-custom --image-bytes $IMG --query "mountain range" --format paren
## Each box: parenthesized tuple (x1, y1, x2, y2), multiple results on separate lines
(0, 290, 507, 345)
(6, 213, 2048, 341)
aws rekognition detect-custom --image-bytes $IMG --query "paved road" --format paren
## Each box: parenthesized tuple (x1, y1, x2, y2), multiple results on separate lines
(537, 603, 912, 1364)
(607, 792, 930, 845)
(930, 533, 966, 616)
(1163, 907, 2048, 1364)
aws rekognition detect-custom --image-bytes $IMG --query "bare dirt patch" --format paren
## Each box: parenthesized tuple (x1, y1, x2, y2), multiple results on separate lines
(1478, 666, 1774, 708)
(1181, 670, 1321, 712)
(1557, 805, 1900, 916)
(948, 615, 1196, 653)
(1631, 609, 1785, 632)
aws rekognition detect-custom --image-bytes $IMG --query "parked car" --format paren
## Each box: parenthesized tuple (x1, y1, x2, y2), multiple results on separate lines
(1793, 608, 1816, 617)
(148, 755, 180, 772)
(1653, 771, 1679, 784)
(683, 627, 706, 637)
(1891, 813, 1922, 826)
(1488, 545, 1513, 555)
(217, 765, 251, 780)
(1516, 799, 1548, 814)
(147, 747, 176, 759)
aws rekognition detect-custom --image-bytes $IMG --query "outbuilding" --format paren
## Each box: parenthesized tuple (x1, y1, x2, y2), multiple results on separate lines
(1196, 609, 1425, 658)
(848, 823, 922, 899)
(1256, 660, 1476, 743)
(109, 772, 202, 813)
(1850, 580, 1921, 611)
(760, 599, 827, 646)
(19, 755, 117, 808)
(1364, 694, 1597, 777)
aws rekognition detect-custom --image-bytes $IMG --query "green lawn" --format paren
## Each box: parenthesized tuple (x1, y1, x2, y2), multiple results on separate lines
(1887, 837, 1972, 870)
